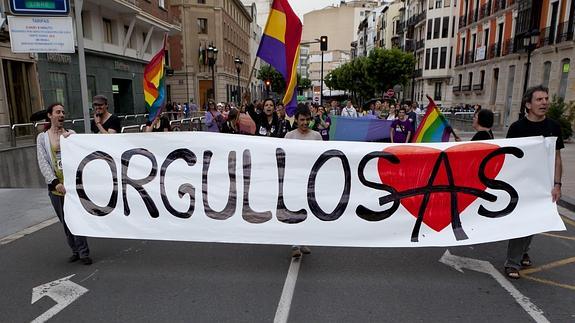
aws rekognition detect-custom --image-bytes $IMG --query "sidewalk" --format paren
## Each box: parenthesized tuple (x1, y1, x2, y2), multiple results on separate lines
(0, 189, 53, 239)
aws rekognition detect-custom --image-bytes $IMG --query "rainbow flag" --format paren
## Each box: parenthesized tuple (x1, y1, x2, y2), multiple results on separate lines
(143, 36, 167, 123)
(256, 0, 302, 116)
(411, 96, 453, 143)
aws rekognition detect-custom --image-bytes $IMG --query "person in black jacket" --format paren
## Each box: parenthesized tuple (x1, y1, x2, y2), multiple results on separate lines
(248, 98, 281, 137)
(471, 108, 494, 141)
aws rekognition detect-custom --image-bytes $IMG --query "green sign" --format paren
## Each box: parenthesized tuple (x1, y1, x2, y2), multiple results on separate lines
(563, 63, 570, 74)
(25, 1, 56, 9)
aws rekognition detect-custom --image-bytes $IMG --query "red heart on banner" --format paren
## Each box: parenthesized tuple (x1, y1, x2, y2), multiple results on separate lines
(377, 143, 505, 232)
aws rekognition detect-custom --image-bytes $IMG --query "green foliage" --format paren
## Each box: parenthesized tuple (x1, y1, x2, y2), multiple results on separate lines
(299, 77, 312, 90)
(257, 64, 285, 95)
(325, 48, 415, 101)
(547, 96, 575, 140)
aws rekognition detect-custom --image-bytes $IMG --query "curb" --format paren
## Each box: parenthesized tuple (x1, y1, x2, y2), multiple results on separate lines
(558, 196, 575, 212)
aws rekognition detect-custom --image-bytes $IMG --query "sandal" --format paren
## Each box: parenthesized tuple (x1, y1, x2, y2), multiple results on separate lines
(521, 254, 532, 267)
(505, 267, 520, 279)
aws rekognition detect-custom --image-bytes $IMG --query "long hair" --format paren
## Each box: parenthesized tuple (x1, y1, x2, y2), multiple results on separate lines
(519, 85, 548, 120)
(44, 102, 64, 130)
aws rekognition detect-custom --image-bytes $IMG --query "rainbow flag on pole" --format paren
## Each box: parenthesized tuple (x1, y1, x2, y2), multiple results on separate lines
(411, 96, 453, 143)
(256, 0, 302, 116)
(144, 36, 167, 123)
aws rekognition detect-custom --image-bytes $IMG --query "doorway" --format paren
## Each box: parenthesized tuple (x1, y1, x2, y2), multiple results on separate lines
(3, 60, 35, 136)
(112, 78, 134, 115)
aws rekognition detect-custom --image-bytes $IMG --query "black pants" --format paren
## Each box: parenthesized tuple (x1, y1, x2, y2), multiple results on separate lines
(49, 192, 90, 258)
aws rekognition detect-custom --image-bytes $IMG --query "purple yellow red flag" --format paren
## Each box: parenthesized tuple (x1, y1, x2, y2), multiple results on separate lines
(256, 0, 302, 116)
(143, 36, 167, 123)
(411, 95, 453, 143)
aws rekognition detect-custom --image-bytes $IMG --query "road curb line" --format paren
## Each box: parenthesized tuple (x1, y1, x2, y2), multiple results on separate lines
(0, 217, 58, 246)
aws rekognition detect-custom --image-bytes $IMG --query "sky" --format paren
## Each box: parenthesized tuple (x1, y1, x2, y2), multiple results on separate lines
(289, 0, 344, 20)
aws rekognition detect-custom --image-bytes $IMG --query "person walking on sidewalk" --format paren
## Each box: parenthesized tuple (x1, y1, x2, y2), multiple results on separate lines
(36, 103, 92, 265)
(503, 85, 563, 279)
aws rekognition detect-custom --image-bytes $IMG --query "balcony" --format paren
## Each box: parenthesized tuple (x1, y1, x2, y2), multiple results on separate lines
(467, 10, 475, 25)
(464, 50, 475, 64)
(479, 3, 491, 20)
(455, 54, 463, 66)
(461, 85, 471, 92)
(452, 85, 461, 92)
(415, 39, 425, 51)
(556, 21, 575, 43)
(487, 43, 502, 59)
(492, 0, 506, 14)
(473, 84, 484, 91)
(539, 27, 556, 47)
(502, 39, 514, 56)
(407, 11, 426, 27)
(398, 21, 405, 34)
(459, 15, 467, 29)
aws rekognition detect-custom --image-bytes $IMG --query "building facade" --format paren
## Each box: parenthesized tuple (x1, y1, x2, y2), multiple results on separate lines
(168, 0, 251, 108)
(406, 0, 458, 107)
(378, 0, 404, 49)
(302, 1, 380, 94)
(453, 0, 575, 127)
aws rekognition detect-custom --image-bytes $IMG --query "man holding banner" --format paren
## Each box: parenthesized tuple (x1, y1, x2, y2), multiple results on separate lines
(503, 85, 564, 279)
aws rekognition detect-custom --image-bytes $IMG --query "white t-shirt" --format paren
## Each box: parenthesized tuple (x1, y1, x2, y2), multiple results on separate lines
(285, 129, 323, 140)
(341, 106, 358, 118)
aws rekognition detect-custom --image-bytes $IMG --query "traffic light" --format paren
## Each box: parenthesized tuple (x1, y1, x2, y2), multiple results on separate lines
(320, 36, 328, 51)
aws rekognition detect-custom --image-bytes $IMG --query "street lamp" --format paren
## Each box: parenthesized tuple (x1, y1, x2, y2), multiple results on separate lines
(522, 29, 540, 96)
(234, 56, 243, 104)
(208, 44, 218, 102)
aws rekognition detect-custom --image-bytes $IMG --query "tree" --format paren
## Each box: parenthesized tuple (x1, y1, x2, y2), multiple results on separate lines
(324, 48, 415, 102)
(257, 64, 285, 96)
(299, 77, 312, 91)
(547, 96, 575, 140)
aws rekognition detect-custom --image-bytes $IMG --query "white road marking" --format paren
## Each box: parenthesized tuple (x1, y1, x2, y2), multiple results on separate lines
(274, 256, 302, 323)
(0, 217, 58, 246)
(31, 274, 89, 323)
(440, 250, 550, 323)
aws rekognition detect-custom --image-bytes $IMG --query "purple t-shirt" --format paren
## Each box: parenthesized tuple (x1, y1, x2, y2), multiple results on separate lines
(391, 118, 414, 143)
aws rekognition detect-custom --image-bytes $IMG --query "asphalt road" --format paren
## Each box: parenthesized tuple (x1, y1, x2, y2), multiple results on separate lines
(1, 207, 574, 322)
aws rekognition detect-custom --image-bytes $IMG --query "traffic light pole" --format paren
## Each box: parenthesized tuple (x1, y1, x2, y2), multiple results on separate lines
(320, 51, 324, 106)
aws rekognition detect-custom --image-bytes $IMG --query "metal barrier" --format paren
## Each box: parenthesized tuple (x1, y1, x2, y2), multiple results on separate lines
(121, 125, 141, 133)
(1, 115, 206, 147)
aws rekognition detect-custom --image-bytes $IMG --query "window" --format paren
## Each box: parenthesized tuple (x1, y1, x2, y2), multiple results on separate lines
(480, 70, 485, 87)
(427, 20, 433, 40)
(198, 18, 208, 34)
(449, 46, 453, 68)
(434, 82, 442, 100)
(49, 72, 68, 108)
(439, 47, 447, 68)
(429, 0, 434, 9)
(559, 59, 570, 99)
(468, 72, 473, 86)
(444, 0, 450, 7)
(458, 74, 463, 86)
(159, 0, 165, 9)
(436, 0, 442, 9)
(103, 18, 113, 44)
(442, 16, 449, 38)
(431, 47, 439, 69)
(451, 16, 456, 38)
(198, 0, 205, 3)
(433, 18, 441, 39)
(81, 11, 91, 39)
(484, 28, 490, 46)
(425, 49, 430, 70)
(542, 61, 552, 87)
(87, 76, 96, 104)
(124, 25, 134, 49)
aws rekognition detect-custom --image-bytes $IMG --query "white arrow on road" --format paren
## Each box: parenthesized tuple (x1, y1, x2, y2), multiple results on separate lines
(440, 250, 549, 323)
(31, 274, 88, 323)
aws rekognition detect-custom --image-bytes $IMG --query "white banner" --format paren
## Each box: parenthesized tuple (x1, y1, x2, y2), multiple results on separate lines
(8, 16, 74, 53)
(62, 133, 565, 247)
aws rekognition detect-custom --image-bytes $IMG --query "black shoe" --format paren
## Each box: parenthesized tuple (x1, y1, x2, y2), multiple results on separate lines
(68, 254, 80, 263)
(80, 257, 93, 265)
